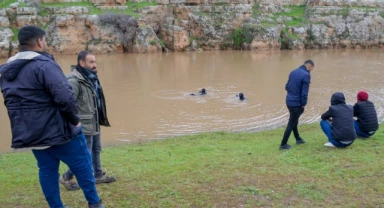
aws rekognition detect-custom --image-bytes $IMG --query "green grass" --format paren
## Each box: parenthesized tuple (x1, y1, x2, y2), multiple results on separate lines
(38, 1, 157, 16)
(251, 3, 261, 18)
(40, 1, 94, 7)
(1, 123, 384, 207)
(11, 27, 18, 41)
(274, 6, 307, 27)
(0, 0, 17, 8)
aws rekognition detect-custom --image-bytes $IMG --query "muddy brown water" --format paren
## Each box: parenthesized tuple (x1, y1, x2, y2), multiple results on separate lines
(1, 50, 384, 153)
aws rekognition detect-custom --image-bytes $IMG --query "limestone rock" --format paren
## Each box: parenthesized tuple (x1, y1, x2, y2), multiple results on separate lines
(91, 0, 127, 6)
(45, 15, 123, 54)
(247, 25, 281, 50)
(0, 9, 7, 16)
(16, 15, 38, 27)
(0, 28, 13, 58)
(132, 25, 162, 53)
(156, 0, 170, 5)
(55, 15, 76, 27)
(159, 25, 190, 51)
(16, 7, 38, 15)
(45, 6, 89, 15)
(0, 16, 10, 27)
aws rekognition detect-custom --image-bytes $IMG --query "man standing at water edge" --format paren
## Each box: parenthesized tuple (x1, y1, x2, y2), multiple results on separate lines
(0, 26, 105, 207)
(280, 60, 315, 150)
(60, 50, 116, 190)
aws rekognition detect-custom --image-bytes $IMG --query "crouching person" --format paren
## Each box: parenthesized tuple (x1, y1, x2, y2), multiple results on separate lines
(320, 92, 356, 148)
(353, 90, 379, 138)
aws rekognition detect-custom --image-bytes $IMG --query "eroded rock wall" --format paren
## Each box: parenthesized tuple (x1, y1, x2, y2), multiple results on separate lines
(0, 0, 384, 58)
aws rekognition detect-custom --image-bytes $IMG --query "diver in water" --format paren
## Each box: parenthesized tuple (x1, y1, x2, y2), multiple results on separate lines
(236, 92, 246, 101)
(190, 88, 206, 96)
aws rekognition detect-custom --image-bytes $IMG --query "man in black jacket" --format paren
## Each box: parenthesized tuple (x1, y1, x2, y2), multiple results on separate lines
(320, 92, 356, 148)
(353, 91, 379, 138)
(0, 26, 104, 208)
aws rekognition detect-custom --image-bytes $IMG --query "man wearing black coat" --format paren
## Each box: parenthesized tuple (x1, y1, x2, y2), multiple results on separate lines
(353, 90, 379, 138)
(320, 92, 356, 148)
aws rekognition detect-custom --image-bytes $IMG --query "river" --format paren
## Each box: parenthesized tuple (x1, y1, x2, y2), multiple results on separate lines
(0, 50, 383, 153)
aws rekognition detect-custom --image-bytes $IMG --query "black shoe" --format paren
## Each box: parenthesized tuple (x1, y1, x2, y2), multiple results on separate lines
(89, 201, 105, 208)
(279, 144, 292, 150)
(296, 139, 306, 144)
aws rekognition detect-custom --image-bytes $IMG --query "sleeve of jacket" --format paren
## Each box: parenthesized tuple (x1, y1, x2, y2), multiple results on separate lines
(67, 77, 80, 100)
(285, 83, 288, 91)
(321, 107, 332, 120)
(301, 74, 311, 106)
(39, 62, 80, 125)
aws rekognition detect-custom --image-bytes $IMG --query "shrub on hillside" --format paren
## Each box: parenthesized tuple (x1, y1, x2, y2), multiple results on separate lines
(98, 13, 138, 49)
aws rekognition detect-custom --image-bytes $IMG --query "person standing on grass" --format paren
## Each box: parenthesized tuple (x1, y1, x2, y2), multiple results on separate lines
(280, 60, 315, 150)
(353, 90, 379, 138)
(60, 50, 116, 191)
(0, 25, 105, 208)
(320, 92, 356, 148)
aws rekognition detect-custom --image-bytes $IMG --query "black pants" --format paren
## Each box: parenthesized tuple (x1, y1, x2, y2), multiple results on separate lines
(281, 106, 304, 145)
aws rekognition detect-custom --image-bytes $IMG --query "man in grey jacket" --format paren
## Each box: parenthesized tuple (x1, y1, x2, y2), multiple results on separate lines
(60, 50, 116, 190)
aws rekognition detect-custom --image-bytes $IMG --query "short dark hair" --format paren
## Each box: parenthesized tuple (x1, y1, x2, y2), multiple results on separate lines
(77, 50, 93, 65)
(304, 60, 314, 66)
(18, 25, 45, 51)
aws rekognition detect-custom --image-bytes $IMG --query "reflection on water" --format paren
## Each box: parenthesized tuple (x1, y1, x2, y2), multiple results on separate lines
(0, 50, 384, 153)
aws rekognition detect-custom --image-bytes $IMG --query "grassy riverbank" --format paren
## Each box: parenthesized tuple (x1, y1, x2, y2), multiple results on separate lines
(1, 123, 383, 207)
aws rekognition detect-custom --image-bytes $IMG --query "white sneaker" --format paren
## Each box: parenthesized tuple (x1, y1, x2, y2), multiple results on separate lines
(324, 142, 335, 147)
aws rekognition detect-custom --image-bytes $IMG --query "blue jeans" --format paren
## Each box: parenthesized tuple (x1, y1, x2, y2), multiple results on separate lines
(320, 120, 353, 148)
(32, 132, 100, 208)
(64, 134, 103, 179)
(354, 120, 375, 138)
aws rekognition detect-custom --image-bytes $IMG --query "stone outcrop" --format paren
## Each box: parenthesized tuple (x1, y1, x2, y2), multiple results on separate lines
(306, 6, 384, 48)
(311, 0, 384, 7)
(0, 0, 384, 57)
(0, 28, 13, 58)
(46, 14, 123, 54)
(91, 0, 127, 6)
(132, 25, 162, 52)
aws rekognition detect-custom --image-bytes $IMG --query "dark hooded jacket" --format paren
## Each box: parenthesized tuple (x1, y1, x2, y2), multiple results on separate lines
(0, 51, 80, 148)
(321, 92, 356, 142)
(353, 101, 379, 133)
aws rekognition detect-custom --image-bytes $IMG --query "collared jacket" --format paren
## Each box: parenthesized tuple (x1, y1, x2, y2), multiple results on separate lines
(0, 51, 80, 148)
(67, 66, 100, 135)
(285, 65, 311, 107)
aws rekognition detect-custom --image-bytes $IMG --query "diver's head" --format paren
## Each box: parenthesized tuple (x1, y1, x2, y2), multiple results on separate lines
(239, 93, 244, 100)
(200, 88, 206, 95)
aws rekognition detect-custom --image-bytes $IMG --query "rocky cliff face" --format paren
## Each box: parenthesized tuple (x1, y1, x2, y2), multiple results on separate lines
(0, 0, 383, 58)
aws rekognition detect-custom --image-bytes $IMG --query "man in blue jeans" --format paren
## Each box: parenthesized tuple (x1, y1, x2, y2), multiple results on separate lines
(320, 92, 356, 148)
(0, 25, 105, 208)
(280, 60, 315, 150)
(60, 51, 115, 191)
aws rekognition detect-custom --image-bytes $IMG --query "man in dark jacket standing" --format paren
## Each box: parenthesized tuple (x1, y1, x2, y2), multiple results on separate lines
(280, 60, 314, 150)
(60, 50, 115, 190)
(0, 26, 104, 208)
(353, 90, 379, 138)
(320, 92, 356, 148)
